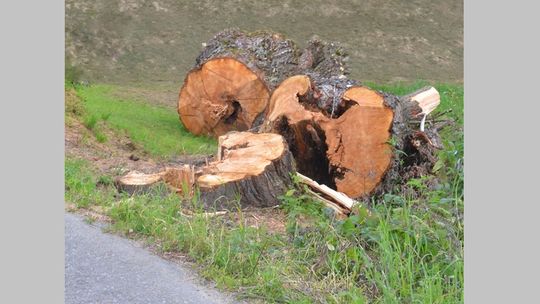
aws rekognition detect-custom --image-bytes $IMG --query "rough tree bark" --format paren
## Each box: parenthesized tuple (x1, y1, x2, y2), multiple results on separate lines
(261, 75, 441, 199)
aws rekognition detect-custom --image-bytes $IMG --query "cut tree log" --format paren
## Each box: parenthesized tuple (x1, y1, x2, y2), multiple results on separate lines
(115, 132, 296, 210)
(261, 75, 442, 198)
(178, 30, 355, 137)
(177, 58, 270, 136)
(323, 86, 395, 197)
(196, 29, 352, 90)
(196, 29, 301, 90)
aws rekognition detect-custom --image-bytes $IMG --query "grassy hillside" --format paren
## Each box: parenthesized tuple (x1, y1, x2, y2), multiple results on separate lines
(74, 84, 216, 157)
(65, 0, 463, 85)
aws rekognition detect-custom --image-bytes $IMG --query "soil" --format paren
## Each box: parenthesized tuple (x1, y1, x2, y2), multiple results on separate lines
(65, 0, 463, 86)
(65, 116, 209, 176)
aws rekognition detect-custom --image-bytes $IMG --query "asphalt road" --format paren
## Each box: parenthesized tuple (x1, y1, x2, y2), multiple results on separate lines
(65, 212, 237, 304)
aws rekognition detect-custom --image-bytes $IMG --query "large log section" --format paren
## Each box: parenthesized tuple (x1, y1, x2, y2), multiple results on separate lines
(177, 30, 443, 201)
(261, 75, 441, 198)
(178, 29, 352, 137)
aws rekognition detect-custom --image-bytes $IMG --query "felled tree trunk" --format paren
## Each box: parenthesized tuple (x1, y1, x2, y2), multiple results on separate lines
(261, 75, 441, 199)
(178, 29, 353, 137)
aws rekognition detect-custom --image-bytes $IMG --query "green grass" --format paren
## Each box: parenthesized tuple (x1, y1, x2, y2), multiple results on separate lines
(65, 82, 464, 303)
(74, 84, 216, 157)
(366, 81, 463, 124)
(65, 158, 115, 208)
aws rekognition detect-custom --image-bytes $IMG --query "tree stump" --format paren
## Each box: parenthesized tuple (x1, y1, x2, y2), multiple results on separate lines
(261, 75, 441, 198)
(115, 132, 295, 210)
(197, 132, 295, 210)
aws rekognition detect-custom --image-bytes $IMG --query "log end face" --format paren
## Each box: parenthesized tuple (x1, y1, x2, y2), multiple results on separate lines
(178, 58, 270, 137)
(327, 86, 395, 198)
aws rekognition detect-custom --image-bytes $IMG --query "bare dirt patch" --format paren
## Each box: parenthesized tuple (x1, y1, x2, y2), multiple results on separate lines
(66, 113, 209, 177)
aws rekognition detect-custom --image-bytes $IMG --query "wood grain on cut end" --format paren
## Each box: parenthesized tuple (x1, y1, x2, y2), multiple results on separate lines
(178, 58, 270, 137)
(325, 86, 394, 197)
(263, 77, 395, 198)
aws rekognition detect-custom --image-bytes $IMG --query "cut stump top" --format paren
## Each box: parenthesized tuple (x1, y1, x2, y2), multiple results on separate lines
(198, 132, 288, 188)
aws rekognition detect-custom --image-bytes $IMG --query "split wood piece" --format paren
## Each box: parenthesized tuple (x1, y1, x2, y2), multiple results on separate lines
(196, 132, 295, 210)
(180, 210, 228, 218)
(178, 58, 270, 137)
(402, 86, 441, 116)
(115, 166, 195, 196)
(262, 75, 442, 198)
(296, 173, 356, 218)
(400, 86, 441, 132)
(305, 188, 348, 220)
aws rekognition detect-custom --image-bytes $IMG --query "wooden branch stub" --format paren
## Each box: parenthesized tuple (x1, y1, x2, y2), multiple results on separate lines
(296, 173, 356, 211)
(401, 86, 441, 117)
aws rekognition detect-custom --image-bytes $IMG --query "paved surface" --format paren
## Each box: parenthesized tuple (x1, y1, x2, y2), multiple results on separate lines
(65, 212, 236, 304)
